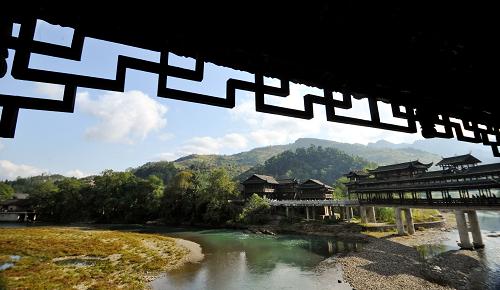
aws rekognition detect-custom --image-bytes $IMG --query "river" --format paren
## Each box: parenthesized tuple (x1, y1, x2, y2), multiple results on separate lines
(416, 211, 500, 289)
(149, 211, 500, 290)
(3, 211, 499, 289)
(148, 229, 362, 290)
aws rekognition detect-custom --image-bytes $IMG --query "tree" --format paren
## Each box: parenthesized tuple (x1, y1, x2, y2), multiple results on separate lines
(161, 170, 196, 223)
(0, 182, 14, 201)
(52, 178, 85, 221)
(200, 168, 239, 224)
(29, 180, 60, 220)
(89, 170, 163, 223)
(132, 161, 178, 184)
(238, 194, 271, 224)
(333, 176, 349, 199)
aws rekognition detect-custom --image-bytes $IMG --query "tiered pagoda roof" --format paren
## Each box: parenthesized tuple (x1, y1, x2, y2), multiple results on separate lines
(436, 154, 481, 167)
(368, 161, 433, 174)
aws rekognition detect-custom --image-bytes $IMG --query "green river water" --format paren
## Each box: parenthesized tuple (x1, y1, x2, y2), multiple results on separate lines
(149, 229, 361, 290)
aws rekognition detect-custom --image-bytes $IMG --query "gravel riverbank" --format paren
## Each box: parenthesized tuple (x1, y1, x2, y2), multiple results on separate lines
(336, 212, 486, 290)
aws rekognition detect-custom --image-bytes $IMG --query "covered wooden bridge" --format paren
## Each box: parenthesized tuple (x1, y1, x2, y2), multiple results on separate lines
(346, 154, 500, 249)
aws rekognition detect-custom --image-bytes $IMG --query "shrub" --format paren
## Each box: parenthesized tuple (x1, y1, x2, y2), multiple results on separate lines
(237, 194, 271, 224)
(376, 207, 395, 223)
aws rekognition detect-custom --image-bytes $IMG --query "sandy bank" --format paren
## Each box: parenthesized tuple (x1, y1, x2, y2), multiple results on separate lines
(175, 238, 204, 264)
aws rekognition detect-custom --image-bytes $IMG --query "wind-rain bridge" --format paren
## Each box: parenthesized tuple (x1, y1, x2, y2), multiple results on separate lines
(257, 154, 500, 250)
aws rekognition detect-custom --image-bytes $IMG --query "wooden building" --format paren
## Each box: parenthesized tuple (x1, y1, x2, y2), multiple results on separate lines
(346, 154, 500, 206)
(345, 170, 370, 182)
(0, 193, 32, 212)
(436, 154, 481, 171)
(368, 160, 433, 180)
(241, 175, 333, 200)
(241, 174, 279, 199)
(297, 179, 333, 200)
(277, 179, 299, 200)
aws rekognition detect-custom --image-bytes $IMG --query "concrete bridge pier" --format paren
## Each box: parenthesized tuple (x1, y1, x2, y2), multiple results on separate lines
(395, 208, 405, 235)
(340, 206, 346, 220)
(394, 208, 415, 235)
(345, 206, 352, 221)
(312, 207, 316, 220)
(455, 210, 473, 249)
(286, 207, 289, 218)
(455, 210, 484, 249)
(467, 211, 484, 248)
(360, 206, 367, 223)
(306, 207, 310, 220)
(405, 208, 415, 234)
(367, 206, 376, 223)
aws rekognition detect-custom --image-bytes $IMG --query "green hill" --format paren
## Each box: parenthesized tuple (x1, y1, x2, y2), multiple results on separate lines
(239, 146, 372, 185)
(127, 138, 441, 183)
(171, 138, 441, 178)
(290, 138, 441, 165)
(172, 145, 288, 177)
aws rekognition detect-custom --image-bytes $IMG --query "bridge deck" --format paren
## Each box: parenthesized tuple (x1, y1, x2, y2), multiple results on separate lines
(269, 200, 359, 207)
(269, 198, 500, 210)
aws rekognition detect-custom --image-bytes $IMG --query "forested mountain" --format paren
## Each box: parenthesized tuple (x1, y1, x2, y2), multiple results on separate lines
(289, 138, 440, 165)
(367, 139, 498, 164)
(132, 161, 178, 184)
(238, 146, 373, 185)
(7, 174, 67, 193)
(170, 138, 440, 178)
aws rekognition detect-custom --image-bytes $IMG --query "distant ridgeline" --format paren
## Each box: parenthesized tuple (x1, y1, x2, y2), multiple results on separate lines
(238, 146, 372, 186)
(169, 138, 441, 179)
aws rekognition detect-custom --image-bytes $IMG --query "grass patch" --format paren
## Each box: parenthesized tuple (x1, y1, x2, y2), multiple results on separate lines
(411, 209, 441, 223)
(0, 227, 188, 289)
(361, 229, 397, 238)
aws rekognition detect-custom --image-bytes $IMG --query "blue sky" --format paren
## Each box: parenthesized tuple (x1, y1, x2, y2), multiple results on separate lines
(0, 20, 436, 180)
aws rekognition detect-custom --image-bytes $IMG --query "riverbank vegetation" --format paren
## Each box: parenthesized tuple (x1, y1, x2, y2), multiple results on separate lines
(374, 208, 441, 224)
(5, 168, 241, 225)
(0, 227, 188, 289)
(3, 146, 372, 226)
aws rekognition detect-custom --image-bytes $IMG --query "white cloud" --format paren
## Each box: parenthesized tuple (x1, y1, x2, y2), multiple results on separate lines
(155, 80, 424, 160)
(35, 83, 64, 100)
(220, 133, 248, 149)
(231, 80, 423, 146)
(77, 90, 168, 144)
(0, 141, 4, 151)
(0, 160, 45, 180)
(179, 133, 248, 155)
(64, 169, 88, 178)
(157, 133, 249, 159)
(157, 152, 178, 161)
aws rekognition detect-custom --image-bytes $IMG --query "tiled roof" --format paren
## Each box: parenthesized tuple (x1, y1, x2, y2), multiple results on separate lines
(436, 154, 481, 166)
(299, 179, 333, 189)
(369, 161, 432, 173)
(242, 174, 279, 185)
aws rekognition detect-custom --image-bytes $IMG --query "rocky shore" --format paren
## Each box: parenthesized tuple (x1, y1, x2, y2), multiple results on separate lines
(336, 212, 486, 290)
(247, 212, 486, 289)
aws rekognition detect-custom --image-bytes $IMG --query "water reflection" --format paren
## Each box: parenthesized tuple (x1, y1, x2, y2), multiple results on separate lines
(0, 255, 21, 271)
(415, 244, 455, 260)
(415, 211, 500, 290)
(151, 230, 361, 290)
